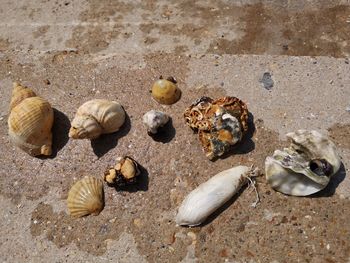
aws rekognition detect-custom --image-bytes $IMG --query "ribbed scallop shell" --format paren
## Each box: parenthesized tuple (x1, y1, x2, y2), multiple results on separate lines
(8, 83, 54, 156)
(69, 99, 125, 139)
(67, 176, 104, 218)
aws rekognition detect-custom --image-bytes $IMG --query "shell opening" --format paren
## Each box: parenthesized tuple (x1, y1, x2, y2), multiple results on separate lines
(309, 159, 333, 177)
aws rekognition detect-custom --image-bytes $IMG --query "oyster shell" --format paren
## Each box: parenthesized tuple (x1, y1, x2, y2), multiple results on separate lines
(67, 176, 104, 218)
(184, 96, 249, 159)
(104, 156, 140, 187)
(265, 130, 341, 196)
(69, 99, 125, 139)
(151, 76, 181, 105)
(8, 82, 54, 156)
(142, 110, 170, 134)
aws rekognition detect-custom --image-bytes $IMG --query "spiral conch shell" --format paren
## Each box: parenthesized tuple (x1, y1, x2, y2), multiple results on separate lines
(8, 82, 54, 156)
(69, 99, 125, 139)
(265, 130, 341, 196)
(176, 166, 258, 227)
(67, 176, 104, 218)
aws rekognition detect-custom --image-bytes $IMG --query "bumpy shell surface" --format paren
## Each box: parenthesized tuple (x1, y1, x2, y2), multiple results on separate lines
(142, 110, 170, 134)
(8, 82, 54, 156)
(151, 77, 181, 105)
(176, 166, 257, 226)
(67, 176, 104, 218)
(104, 156, 140, 187)
(265, 130, 341, 196)
(184, 96, 248, 159)
(69, 99, 125, 139)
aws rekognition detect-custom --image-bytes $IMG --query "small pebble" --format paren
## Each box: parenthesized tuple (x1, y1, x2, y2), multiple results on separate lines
(260, 72, 274, 90)
(68, 226, 72, 230)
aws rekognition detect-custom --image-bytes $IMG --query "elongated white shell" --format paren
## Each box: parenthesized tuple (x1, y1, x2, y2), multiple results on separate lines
(176, 166, 254, 227)
(69, 99, 125, 139)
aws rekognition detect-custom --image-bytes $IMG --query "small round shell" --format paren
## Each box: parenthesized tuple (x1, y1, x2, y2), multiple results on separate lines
(8, 82, 54, 156)
(104, 156, 140, 187)
(142, 110, 170, 134)
(151, 76, 181, 105)
(67, 176, 104, 218)
(69, 99, 125, 139)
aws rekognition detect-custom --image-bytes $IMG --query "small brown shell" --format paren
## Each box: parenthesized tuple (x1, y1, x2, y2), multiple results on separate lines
(8, 82, 54, 156)
(67, 176, 104, 218)
(104, 156, 140, 187)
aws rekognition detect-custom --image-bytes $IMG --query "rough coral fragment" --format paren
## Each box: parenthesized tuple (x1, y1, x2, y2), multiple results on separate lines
(184, 96, 249, 159)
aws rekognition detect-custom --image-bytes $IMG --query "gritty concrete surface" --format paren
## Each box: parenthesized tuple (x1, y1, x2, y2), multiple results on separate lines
(0, 1, 350, 263)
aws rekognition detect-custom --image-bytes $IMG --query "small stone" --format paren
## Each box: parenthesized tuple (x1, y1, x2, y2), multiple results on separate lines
(346, 106, 350, 112)
(260, 72, 274, 90)
(187, 231, 197, 242)
(109, 217, 117, 223)
(44, 79, 51, 85)
(33, 220, 38, 224)
(133, 218, 142, 228)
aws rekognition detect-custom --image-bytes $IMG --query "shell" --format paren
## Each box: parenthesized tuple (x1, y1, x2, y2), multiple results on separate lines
(67, 176, 104, 218)
(183, 96, 248, 160)
(8, 82, 54, 156)
(265, 130, 341, 196)
(176, 166, 258, 227)
(151, 76, 181, 105)
(104, 156, 140, 187)
(142, 110, 170, 134)
(69, 99, 125, 139)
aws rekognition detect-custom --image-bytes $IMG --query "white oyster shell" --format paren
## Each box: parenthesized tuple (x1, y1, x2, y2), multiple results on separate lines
(265, 130, 341, 196)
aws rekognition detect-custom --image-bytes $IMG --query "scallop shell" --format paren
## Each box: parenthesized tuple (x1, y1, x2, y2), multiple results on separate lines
(265, 130, 341, 196)
(142, 110, 170, 134)
(183, 96, 248, 159)
(8, 82, 54, 156)
(104, 156, 140, 187)
(67, 176, 104, 218)
(176, 166, 258, 227)
(69, 99, 125, 139)
(151, 76, 181, 105)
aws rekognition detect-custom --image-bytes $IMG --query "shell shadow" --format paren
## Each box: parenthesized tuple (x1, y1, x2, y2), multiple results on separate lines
(311, 162, 346, 198)
(91, 113, 131, 158)
(213, 112, 256, 161)
(38, 108, 70, 159)
(112, 163, 149, 192)
(148, 118, 176, 143)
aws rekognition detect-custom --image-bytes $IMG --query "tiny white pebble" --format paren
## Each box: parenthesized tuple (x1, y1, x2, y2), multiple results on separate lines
(326, 244, 330, 250)
(33, 220, 38, 224)
(68, 226, 72, 230)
